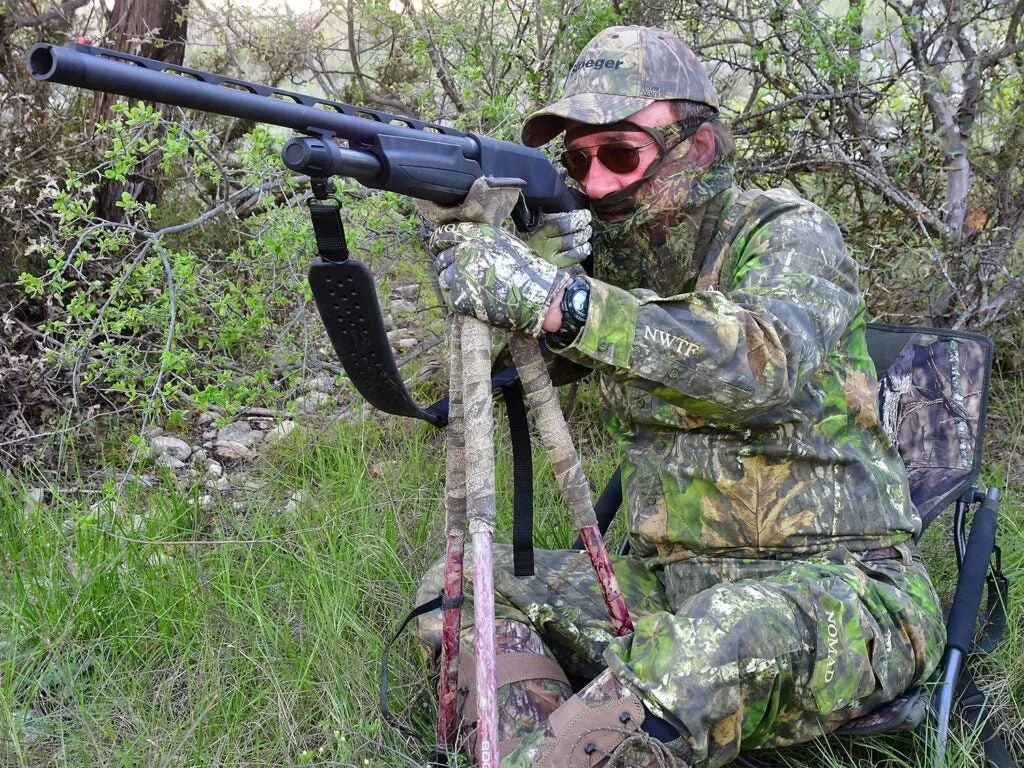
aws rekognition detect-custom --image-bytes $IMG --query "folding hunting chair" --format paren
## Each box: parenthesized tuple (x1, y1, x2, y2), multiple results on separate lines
(729, 323, 1016, 768)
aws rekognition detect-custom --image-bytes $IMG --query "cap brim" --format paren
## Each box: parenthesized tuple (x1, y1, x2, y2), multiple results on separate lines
(521, 93, 655, 147)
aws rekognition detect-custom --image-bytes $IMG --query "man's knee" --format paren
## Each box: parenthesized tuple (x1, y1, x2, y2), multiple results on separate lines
(457, 619, 573, 760)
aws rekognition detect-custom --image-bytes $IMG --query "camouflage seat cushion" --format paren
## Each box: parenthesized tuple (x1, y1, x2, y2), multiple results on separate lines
(867, 324, 992, 533)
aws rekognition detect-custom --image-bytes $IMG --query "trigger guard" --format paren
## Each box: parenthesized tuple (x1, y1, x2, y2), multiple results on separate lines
(512, 198, 539, 232)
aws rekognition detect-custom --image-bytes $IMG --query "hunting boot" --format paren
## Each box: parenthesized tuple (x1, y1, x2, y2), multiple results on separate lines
(501, 669, 692, 768)
(456, 618, 573, 760)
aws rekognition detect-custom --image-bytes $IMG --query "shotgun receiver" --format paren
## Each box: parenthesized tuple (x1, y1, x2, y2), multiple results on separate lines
(28, 42, 584, 424)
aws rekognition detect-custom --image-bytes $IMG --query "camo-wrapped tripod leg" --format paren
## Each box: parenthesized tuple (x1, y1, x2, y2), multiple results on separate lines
(459, 314, 501, 767)
(507, 335, 632, 637)
(436, 314, 467, 751)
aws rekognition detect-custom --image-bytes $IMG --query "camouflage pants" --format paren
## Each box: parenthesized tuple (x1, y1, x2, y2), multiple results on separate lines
(416, 543, 945, 768)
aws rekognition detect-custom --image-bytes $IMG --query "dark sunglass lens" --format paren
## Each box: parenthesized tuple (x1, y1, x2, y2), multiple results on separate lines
(561, 149, 591, 181)
(597, 145, 641, 174)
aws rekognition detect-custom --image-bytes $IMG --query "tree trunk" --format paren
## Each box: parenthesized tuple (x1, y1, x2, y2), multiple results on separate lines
(94, 0, 190, 221)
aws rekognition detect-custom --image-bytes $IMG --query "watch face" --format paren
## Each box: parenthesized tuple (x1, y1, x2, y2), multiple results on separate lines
(570, 289, 588, 316)
(552, 279, 589, 348)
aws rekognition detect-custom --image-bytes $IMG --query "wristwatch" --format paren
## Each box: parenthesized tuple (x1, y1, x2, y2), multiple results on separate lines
(548, 276, 590, 349)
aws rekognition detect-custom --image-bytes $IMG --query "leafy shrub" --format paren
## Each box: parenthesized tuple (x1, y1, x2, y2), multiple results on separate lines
(18, 101, 428, 422)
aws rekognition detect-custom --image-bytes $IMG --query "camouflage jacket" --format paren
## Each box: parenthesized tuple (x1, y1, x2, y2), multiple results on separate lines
(555, 187, 918, 569)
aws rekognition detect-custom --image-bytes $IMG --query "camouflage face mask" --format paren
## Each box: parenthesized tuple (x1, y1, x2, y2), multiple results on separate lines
(593, 160, 734, 295)
(571, 117, 708, 219)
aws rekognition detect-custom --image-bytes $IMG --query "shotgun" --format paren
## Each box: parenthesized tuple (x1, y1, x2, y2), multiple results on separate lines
(28, 41, 585, 423)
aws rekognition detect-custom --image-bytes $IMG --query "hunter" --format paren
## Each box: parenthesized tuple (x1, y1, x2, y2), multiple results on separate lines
(416, 25, 945, 768)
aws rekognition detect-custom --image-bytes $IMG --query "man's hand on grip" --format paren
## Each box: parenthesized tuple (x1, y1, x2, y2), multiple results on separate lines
(520, 210, 593, 269)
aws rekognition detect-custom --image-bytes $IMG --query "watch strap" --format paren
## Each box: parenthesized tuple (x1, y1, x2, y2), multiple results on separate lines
(548, 276, 590, 349)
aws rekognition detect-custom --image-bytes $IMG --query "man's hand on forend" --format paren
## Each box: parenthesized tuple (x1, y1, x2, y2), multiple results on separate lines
(430, 223, 572, 336)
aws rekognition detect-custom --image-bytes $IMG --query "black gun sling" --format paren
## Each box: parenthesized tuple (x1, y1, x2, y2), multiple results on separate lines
(307, 193, 447, 427)
(306, 192, 541, 576)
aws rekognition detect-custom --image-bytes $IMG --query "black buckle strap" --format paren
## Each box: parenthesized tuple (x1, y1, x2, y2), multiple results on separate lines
(307, 188, 350, 263)
(505, 380, 535, 577)
(379, 594, 453, 739)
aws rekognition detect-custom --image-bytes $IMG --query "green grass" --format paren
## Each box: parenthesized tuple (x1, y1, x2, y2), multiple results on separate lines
(1, 377, 1021, 767)
(1, 417, 444, 766)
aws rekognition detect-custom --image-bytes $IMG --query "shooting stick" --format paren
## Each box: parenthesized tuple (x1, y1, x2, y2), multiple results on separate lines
(426, 178, 632, 766)
(439, 324, 634, 767)
(437, 315, 467, 752)
(440, 315, 500, 767)
(507, 336, 634, 637)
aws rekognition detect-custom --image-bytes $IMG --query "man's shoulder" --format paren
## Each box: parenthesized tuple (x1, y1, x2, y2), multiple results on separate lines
(697, 183, 849, 290)
(728, 184, 828, 222)
(717, 185, 842, 247)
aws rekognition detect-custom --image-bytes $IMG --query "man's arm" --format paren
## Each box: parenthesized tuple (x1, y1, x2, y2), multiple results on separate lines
(550, 196, 862, 421)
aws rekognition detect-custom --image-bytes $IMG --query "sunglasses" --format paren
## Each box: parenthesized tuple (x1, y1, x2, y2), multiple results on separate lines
(559, 139, 659, 182)
(559, 116, 712, 183)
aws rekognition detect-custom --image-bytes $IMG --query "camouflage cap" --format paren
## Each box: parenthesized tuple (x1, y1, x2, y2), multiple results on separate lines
(522, 26, 719, 147)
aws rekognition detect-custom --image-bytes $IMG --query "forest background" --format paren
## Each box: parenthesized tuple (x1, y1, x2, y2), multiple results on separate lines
(0, 0, 1022, 765)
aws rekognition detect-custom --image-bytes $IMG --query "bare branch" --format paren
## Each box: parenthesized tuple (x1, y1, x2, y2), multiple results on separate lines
(11, 0, 90, 28)
(751, 155, 951, 236)
(399, 0, 465, 113)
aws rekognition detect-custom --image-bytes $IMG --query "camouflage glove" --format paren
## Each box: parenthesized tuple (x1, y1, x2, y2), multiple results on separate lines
(431, 222, 572, 336)
(416, 176, 523, 228)
(520, 210, 593, 269)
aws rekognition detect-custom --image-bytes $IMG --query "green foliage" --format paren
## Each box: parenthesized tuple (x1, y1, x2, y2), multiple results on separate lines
(18, 105, 297, 415)
(2, 376, 1021, 766)
(0, 418, 445, 765)
(14, 101, 433, 421)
